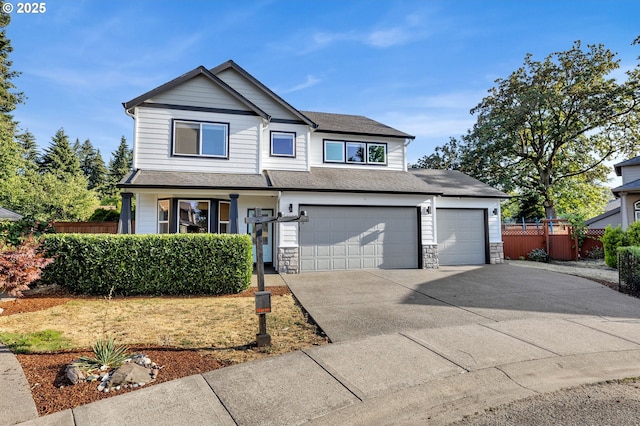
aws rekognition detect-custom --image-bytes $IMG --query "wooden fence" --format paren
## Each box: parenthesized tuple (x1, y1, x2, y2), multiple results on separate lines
(52, 221, 135, 234)
(502, 220, 604, 261)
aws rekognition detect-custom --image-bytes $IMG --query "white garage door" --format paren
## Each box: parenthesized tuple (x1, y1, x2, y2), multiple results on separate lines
(437, 209, 486, 265)
(299, 206, 418, 271)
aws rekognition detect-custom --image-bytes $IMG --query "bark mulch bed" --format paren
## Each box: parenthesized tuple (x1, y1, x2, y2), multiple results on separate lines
(1, 285, 291, 417)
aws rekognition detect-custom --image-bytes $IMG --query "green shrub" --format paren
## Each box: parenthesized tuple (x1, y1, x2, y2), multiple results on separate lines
(88, 208, 120, 222)
(617, 246, 640, 294)
(0, 217, 53, 246)
(39, 234, 252, 296)
(527, 248, 548, 262)
(601, 225, 627, 268)
(624, 221, 640, 246)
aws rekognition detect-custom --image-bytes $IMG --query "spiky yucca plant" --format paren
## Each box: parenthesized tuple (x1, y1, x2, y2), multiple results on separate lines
(72, 337, 130, 372)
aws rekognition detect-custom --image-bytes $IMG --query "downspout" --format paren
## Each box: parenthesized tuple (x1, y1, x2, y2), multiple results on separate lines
(403, 138, 412, 172)
(259, 118, 270, 173)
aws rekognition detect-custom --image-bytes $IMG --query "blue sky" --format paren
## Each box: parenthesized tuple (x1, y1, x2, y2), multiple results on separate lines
(6, 0, 640, 184)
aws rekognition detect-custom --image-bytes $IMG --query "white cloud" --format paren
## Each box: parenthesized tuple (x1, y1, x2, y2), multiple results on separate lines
(366, 28, 411, 48)
(280, 75, 321, 93)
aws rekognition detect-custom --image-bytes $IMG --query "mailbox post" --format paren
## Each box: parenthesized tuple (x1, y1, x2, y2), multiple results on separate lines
(245, 208, 309, 347)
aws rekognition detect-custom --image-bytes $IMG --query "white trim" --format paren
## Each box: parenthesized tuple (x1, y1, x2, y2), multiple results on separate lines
(173, 120, 229, 158)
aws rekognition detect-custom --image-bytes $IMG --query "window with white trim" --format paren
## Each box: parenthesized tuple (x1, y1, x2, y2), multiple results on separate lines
(635, 201, 640, 222)
(271, 131, 296, 157)
(178, 200, 209, 233)
(323, 139, 387, 165)
(158, 199, 170, 234)
(173, 120, 228, 158)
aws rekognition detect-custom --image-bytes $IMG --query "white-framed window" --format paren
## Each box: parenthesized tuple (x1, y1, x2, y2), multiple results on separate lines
(158, 199, 170, 234)
(271, 131, 296, 157)
(323, 139, 387, 165)
(635, 201, 640, 222)
(173, 120, 228, 158)
(178, 200, 210, 233)
(219, 201, 230, 233)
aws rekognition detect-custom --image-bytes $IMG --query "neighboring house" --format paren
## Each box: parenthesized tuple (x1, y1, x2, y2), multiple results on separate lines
(0, 207, 23, 222)
(591, 156, 640, 230)
(584, 199, 621, 229)
(118, 60, 507, 273)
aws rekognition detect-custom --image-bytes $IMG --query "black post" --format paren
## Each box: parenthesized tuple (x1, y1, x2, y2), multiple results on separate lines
(117, 192, 133, 234)
(254, 207, 271, 347)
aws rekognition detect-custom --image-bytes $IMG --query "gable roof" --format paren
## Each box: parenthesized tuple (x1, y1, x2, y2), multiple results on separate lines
(210, 60, 316, 127)
(410, 169, 509, 198)
(0, 206, 23, 221)
(122, 66, 269, 119)
(614, 156, 640, 176)
(301, 111, 414, 139)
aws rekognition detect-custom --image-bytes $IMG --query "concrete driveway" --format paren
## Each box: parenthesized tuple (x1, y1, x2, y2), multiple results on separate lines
(282, 264, 640, 342)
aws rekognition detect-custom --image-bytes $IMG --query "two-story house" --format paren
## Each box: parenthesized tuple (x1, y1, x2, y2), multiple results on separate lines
(117, 60, 507, 273)
(587, 156, 640, 229)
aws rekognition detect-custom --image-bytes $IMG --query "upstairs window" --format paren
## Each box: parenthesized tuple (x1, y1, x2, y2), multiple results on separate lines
(323, 140, 387, 165)
(271, 131, 296, 157)
(173, 120, 228, 158)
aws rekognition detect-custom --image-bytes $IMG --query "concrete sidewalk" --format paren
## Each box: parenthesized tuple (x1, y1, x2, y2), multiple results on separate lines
(16, 317, 640, 425)
(10, 265, 640, 425)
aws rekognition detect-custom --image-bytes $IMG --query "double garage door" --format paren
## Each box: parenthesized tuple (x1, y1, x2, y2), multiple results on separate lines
(437, 209, 487, 266)
(299, 206, 418, 271)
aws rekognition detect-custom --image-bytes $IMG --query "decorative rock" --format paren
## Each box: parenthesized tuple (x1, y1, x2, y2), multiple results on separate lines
(97, 383, 106, 392)
(64, 365, 86, 385)
(107, 363, 152, 389)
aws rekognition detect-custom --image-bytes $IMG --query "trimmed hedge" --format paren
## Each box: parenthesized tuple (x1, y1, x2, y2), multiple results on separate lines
(39, 233, 253, 296)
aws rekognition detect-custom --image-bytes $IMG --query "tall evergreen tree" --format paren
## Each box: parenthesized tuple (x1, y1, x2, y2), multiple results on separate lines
(106, 135, 133, 195)
(39, 128, 82, 178)
(16, 130, 38, 166)
(88, 149, 108, 192)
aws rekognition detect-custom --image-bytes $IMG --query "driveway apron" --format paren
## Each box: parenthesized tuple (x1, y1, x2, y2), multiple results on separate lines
(282, 264, 640, 342)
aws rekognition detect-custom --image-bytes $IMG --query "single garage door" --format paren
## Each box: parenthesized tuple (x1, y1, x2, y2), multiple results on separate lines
(299, 206, 418, 271)
(437, 209, 486, 265)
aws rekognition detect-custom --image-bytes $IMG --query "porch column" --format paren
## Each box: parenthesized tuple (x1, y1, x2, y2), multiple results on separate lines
(117, 192, 133, 234)
(621, 192, 629, 230)
(229, 193, 239, 233)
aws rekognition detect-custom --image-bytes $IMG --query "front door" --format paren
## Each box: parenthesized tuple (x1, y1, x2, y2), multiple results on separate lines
(248, 209, 273, 263)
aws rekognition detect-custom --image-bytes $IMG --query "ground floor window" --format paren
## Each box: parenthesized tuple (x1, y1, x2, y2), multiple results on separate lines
(158, 199, 170, 233)
(178, 200, 210, 233)
(219, 201, 230, 233)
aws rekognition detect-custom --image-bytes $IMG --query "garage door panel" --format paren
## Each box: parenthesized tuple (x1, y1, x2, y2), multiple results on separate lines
(300, 206, 418, 271)
(437, 209, 486, 266)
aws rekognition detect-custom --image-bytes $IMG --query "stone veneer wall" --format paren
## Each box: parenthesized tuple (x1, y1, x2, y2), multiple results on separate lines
(277, 247, 299, 274)
(422, 244, 439, 269)
(489, 242, 504, 264)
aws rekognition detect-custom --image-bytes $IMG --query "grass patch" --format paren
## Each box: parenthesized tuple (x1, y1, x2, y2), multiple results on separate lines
(0, 293, 326, 364)
(0, 329, 73, 354)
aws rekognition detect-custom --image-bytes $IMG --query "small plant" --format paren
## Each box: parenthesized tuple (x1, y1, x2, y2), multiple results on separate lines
(585, 246, 604, 259)
(0, 234, 54, 297)
(72, 336, 130, 372)
(527, 248, 548, 262)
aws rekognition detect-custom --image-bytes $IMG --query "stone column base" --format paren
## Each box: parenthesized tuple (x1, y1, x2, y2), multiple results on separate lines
(422, 244, 439, 269)
(277, 247, 300, 274)
(490, 242, 505, 264)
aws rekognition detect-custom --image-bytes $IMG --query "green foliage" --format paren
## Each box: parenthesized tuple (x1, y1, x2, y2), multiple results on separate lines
(0, 329, 73, 354)
(88, 208, 120, 222)
(601, 225, 627, 268)
(414, 40, 640, 219)
(39, 234, 253, 296)
(72, 337, 130, 372)
(624, 221, 640, 246)
(105, 136, 133, 197)
(585, 246, 604, 259)
(617, 246, 640, 294)
(527, 248, 548, 262)
(39, 128, 82, 177)
(0, 217, 52, 246)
